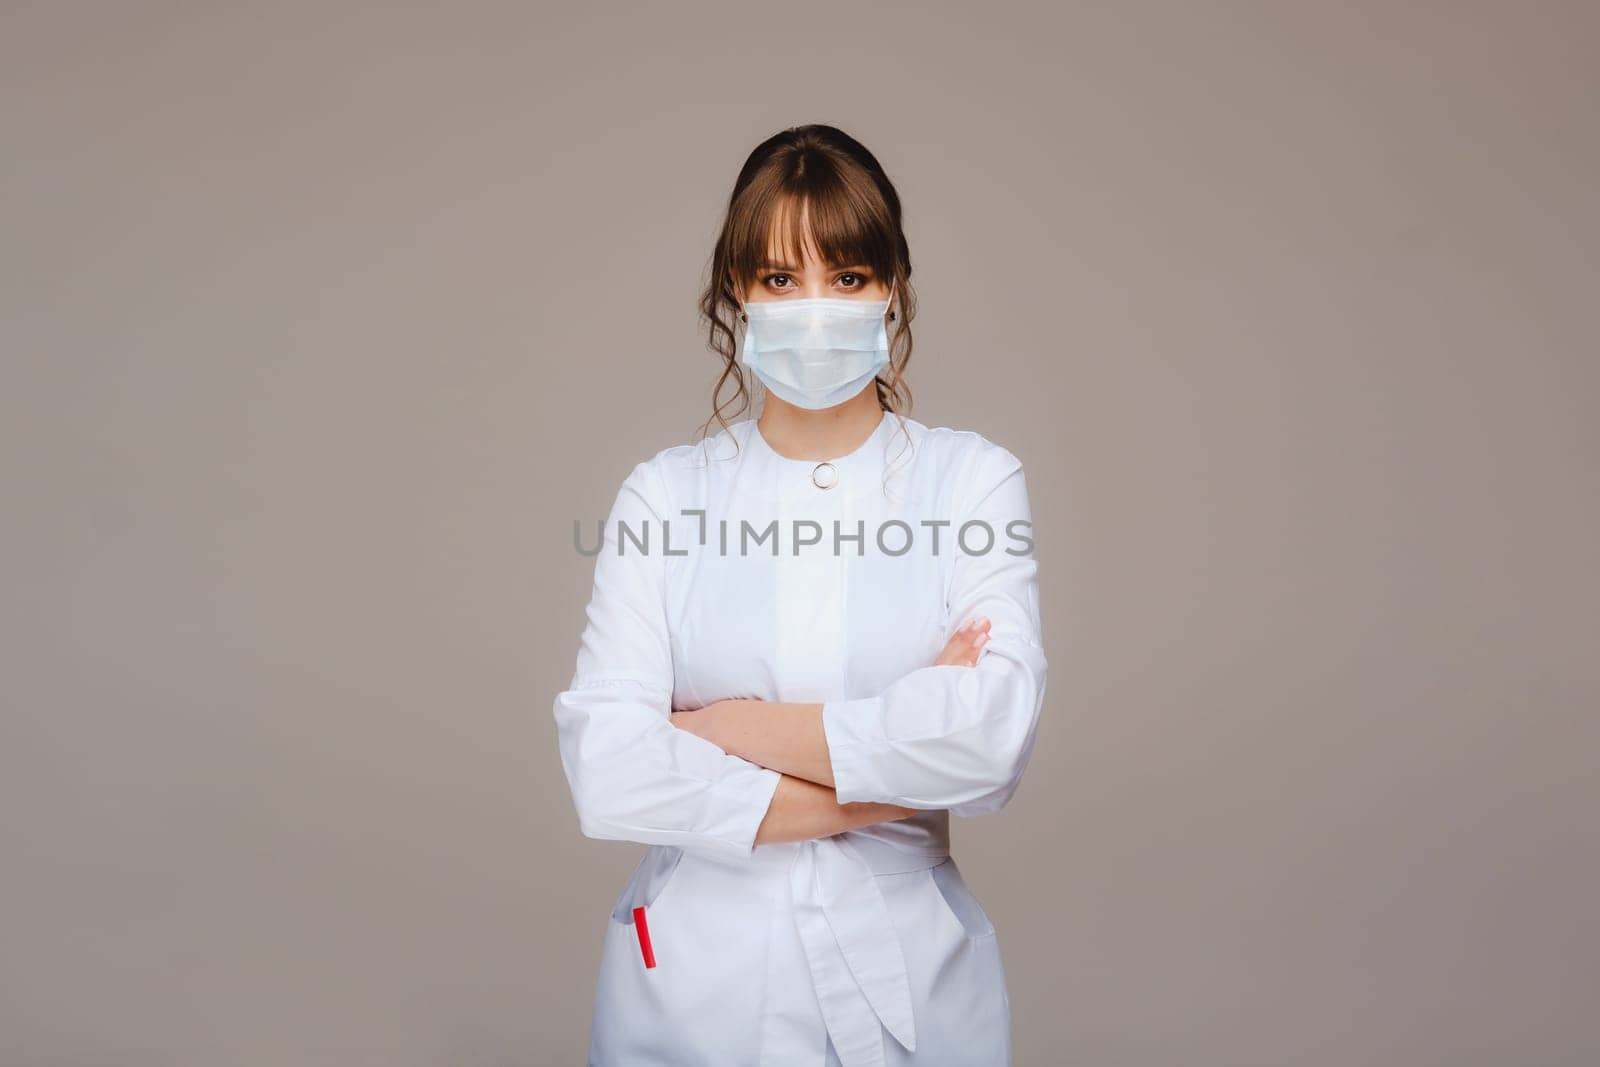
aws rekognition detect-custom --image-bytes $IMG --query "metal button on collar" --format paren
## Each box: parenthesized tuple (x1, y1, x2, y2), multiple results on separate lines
(811, 461, 838, 490)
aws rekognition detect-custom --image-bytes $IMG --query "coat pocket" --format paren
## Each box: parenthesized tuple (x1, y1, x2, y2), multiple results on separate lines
(608, 846, 687, 970)
(928, 857, 997, 940)
(609, 846, 686, 921)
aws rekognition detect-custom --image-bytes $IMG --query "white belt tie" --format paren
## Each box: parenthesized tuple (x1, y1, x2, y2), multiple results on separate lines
(788, 834, 950, 1067)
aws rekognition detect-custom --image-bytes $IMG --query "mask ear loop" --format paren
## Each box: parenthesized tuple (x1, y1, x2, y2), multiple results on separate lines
(733, 285, 750, 372)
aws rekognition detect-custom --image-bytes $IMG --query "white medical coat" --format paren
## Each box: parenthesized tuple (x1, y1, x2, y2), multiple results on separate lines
(552, 409, 1048, 1066)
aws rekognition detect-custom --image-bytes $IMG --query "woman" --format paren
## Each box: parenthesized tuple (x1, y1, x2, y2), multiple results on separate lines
(552, 124, 1048, 1067)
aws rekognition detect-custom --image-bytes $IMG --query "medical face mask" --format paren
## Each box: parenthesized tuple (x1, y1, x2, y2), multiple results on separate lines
(737, 280, 896, 410)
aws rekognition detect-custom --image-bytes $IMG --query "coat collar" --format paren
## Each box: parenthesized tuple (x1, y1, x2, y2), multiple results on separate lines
(725, 409, 914, 504)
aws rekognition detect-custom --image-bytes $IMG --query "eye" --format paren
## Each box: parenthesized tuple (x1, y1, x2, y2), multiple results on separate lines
(761, 273, 794, 292)
(836, 272, 870, 290)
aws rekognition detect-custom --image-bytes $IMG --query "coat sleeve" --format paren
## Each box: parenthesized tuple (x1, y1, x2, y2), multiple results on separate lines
(551, 459, 782, 859)
(821, 441, 1048, 817)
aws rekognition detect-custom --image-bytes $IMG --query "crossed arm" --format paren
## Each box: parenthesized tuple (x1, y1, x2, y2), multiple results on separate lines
(669, 617, 993, 845)
(554, 446, 1044, 858)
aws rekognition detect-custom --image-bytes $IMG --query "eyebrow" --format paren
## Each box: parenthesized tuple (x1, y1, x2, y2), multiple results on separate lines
(757, 261, 870, 273)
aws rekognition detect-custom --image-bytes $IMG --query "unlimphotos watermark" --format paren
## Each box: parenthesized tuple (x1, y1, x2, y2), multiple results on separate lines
(573, 510, 1033, 558)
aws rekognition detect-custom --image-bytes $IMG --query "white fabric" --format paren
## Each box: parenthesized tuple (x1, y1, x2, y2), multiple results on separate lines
(552, 409, 1047, 1065)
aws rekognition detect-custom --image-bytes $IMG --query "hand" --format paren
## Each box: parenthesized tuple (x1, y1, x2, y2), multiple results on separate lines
(933, 616, 991, 667)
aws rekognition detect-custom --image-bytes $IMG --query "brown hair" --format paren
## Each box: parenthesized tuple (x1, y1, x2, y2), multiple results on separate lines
(695, 125, 917, 447)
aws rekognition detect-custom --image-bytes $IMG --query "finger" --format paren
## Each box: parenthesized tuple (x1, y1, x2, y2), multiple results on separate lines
(936, 640, 977, 667)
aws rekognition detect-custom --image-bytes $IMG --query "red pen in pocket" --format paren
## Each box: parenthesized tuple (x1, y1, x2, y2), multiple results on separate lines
(632, 906, 656, 968)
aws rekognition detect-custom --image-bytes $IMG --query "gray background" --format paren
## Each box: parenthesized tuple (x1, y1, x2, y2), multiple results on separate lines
(3, 2, 1596, 1064)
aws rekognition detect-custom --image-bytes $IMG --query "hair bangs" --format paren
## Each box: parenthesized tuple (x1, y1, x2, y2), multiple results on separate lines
(727, 174, 896, 293)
